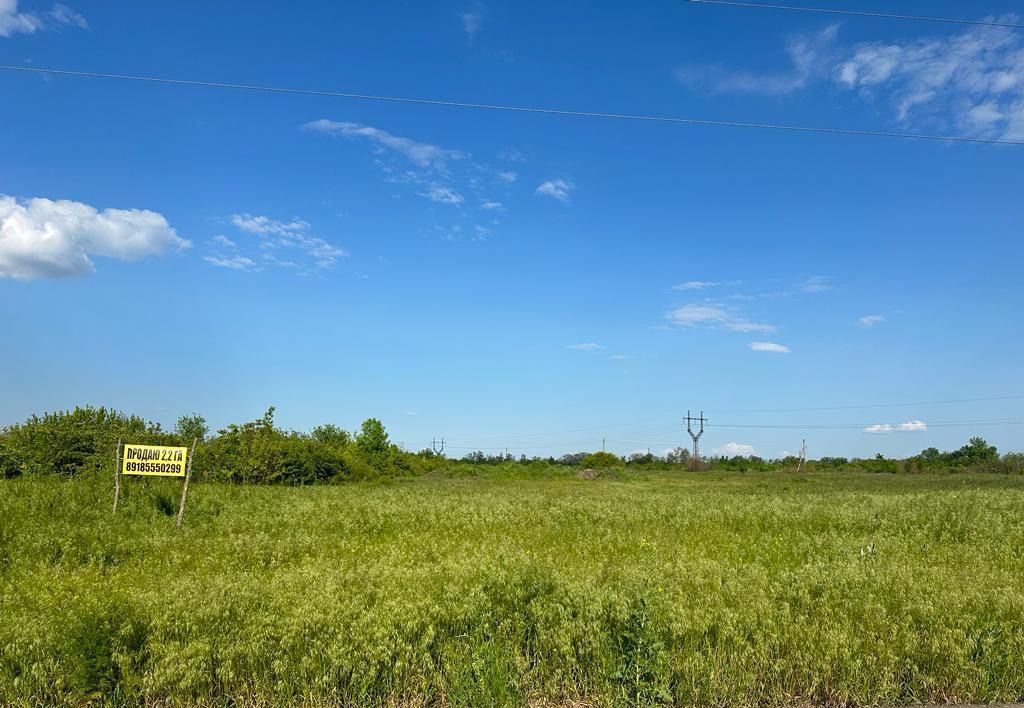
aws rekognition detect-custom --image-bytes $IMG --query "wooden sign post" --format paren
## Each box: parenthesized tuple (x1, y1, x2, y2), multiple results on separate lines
(176, 437, 198, 529)
(113, 438, 123, 513)
(114, 439, 198, 528)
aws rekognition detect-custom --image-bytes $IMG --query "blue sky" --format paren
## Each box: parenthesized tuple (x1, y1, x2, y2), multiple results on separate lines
(1, 0, 1022, 459)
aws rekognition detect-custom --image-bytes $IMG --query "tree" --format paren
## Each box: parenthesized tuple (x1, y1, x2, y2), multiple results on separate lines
(175, 413, 208, 443)
(666, 447, 690, 465)
(956, 437, 998, 463)
(356, 418, 391, 470)
(310, 424, 351, 449)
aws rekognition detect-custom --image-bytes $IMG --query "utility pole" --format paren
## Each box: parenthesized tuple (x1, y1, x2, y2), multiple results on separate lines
(796, 439, 807, 473)
(602, 437, 606, 452)
(686, 410, 707, 463)
(431, 437, 445, 456)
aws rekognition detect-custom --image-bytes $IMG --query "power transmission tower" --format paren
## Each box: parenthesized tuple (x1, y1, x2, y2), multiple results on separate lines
(686, 410, 707, 463)
(431, 437, 445, 456)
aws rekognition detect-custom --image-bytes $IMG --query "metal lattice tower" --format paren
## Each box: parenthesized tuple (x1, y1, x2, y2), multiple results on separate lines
(686, 410, 707, 461)
(431, 437, 445, 455)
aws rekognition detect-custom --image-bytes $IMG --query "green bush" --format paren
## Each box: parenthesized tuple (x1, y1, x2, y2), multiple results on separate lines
(581, 451, 623, 469)
(0, 407, 175, 478)
(202, 408, 350, 485)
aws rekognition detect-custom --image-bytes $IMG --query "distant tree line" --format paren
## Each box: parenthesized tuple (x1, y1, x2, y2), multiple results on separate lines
(0, 406, 1020, 482)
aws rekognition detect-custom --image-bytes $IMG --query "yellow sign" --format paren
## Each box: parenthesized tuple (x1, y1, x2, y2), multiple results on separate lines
(122, 444, 188, 477)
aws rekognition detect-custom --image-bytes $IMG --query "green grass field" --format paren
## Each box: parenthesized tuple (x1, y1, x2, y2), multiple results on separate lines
(2, 470, 1023, 707)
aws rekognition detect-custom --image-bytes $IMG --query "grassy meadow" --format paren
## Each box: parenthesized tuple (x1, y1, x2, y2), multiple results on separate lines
(2, 470, 1023, 707)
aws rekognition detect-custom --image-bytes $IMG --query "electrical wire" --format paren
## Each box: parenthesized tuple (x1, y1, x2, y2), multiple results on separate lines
(2, 65, 1023, 146)
(707, 394, 1024, 415)
(709, 418, 1024, 430)
(683, 0, 1024, 29)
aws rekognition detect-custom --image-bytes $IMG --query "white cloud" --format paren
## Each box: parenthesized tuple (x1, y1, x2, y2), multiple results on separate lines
(419, 185, 464, 205)
(225, 213, 347, 271)
(0, 1, 87, 36)
(49, 3, 86, 29)
(480, 200, 503, 210)
(675, 25, 839, 95)
(673, 280, 719, 290)
(668, 303, 775, 333)
(0, 194, 188, 280)
(835, 22, 1024, 139)
(864, 420, 928, 434)
(497, 171, 518, 183)
(231, 214, 309, 235)
(204, 255, 256, 272)
(748, 341, 791, 353)
(0, 0, 38, 36)
(567, 342, 605, 351)
(609, 354, 629, 360)
(460, 7, 481, 40)
(799, 275, 831, 293)
(498, 148, 526, 163)
(536, 179, 574, 203)
(676, 20, 1024, 140)
(689, 19, 1024, 141)
(858, 314, 885, 328)
(211, 235, 237, 249)
(303, 120, 464, 168)
(713, 442, 757, 456)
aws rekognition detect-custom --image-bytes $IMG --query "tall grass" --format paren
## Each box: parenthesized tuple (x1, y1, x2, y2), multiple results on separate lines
(2, 471, 1023, 706)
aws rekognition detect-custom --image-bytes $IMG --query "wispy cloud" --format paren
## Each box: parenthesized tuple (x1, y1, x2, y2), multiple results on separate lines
(713, 442, 757, 456)
(498, 147, 526, 163)
(668, 303, 775, 333)
(419, 185, 464, 205)
(864, 420, 928, 434)
(673, 280, 719, 291)
(567, 342, 605, 351)
(609, 354, 630, 360)
(304, 120, 464, 168)
(231, 214, 309, 235)
(460, 6, 481, 41)
(836, 21, 1024, 139)
(0, 1, 87, 37)
(858, 314, 886, 328)
(677, 20, 1024, 141)
(748, 341, 791, 353)
(305, 119, 513, 241)
(214, 213, 347, 274)
(799, 275, 831, 293)
(675, 25, 839, 95)
(48, 3, 86, 29)
(0, 194, 188, 280)
(536, 179, 574, 203)
(204, 255, 257, 272)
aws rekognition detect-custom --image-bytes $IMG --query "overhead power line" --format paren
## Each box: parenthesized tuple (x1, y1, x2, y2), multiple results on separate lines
(710, 418, 1024, 430)
(443, 395, 1024, 444)
(683, 0, 1024, 29)
(707, 394, 1024, 415)
(2, 65, 1023, 147)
